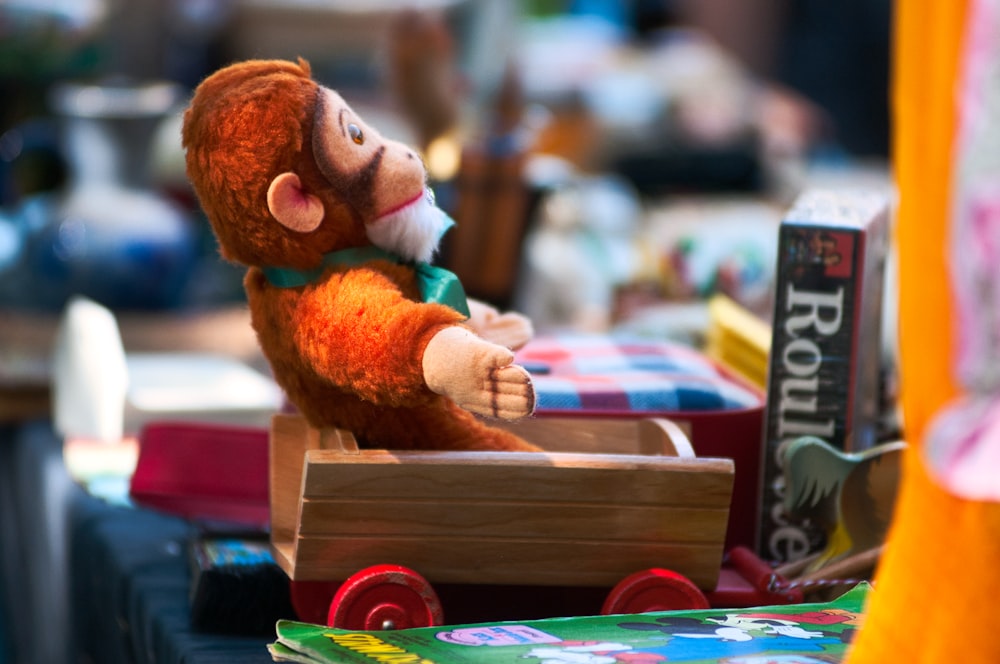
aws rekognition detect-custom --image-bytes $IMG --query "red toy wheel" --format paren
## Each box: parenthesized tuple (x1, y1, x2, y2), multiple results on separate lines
(327, 564, 444, 630)
(602, 568, 710, 615)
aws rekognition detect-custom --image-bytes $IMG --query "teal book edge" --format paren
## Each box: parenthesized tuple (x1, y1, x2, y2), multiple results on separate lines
(271, 583, 870, 663)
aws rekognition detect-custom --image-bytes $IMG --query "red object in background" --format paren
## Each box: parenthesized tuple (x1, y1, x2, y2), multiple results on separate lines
(706, 546, 803, 608)
(669, 404, 763, 552)
(129, 421, 270, 528)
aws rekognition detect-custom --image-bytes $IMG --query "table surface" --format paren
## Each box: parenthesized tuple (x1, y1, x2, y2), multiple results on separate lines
(1, 421, 276, 664)
(0, 305, 266, 423)
(70, 494, 276, 664)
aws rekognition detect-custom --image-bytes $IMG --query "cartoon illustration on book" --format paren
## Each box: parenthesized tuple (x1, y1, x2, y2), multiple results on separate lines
(436, 624, 563, 647)
(518, 609, 857, 664)
(270, 584, 868, 663)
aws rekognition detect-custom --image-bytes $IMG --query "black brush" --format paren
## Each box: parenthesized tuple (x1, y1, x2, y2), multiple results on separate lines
(188, 533, 295, 635)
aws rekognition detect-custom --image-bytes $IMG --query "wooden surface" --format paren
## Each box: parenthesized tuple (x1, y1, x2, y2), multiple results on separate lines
(270, 414, 734, 590)
(494, 416, 695, 456)
(0, 305, 264, 423)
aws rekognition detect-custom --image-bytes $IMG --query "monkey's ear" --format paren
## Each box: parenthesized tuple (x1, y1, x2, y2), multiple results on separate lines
(267, 172, 324, 233)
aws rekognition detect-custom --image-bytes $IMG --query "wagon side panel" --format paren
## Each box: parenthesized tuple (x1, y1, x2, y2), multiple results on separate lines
(287, 450, 734, 590)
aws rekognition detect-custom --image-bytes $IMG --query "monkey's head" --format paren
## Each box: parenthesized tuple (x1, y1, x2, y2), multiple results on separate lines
(183, 58, 445, 270)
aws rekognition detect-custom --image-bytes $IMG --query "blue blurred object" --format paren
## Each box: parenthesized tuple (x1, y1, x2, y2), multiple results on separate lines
(0, 211, 20, 273)
(0, 583, 6, 664)
(0, 79, 197, 311)
(569, 0, 631, 28)
(0, 119, 68, 207)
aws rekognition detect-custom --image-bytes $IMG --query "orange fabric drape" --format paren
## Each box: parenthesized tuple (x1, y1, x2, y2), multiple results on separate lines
(892, 0, 966, 446)
(846, 2, 1000, 662)
(847, 449, 1000, 663)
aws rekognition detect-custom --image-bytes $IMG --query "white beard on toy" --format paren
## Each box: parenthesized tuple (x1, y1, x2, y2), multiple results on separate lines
(366, 187, 452, 264)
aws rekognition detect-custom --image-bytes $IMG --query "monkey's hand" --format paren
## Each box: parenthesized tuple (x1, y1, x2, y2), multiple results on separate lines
(465, 299, 534, 350)
(422, 326, 535, 420)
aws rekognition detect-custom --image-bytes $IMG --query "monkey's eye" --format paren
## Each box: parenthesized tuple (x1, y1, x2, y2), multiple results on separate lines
(348, 123, 364, 145)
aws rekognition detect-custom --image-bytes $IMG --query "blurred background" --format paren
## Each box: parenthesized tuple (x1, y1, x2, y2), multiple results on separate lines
(0, 3, 895, 661)
(0, 0, 891, 323)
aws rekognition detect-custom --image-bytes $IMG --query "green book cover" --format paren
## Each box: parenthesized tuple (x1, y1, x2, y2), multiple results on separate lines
(271, 583, 869, 663)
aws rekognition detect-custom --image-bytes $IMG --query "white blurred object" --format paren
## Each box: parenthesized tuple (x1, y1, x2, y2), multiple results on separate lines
(515, 14, 626, 104)
(122, 352, 283, 433)
(51, 297, 283, 441)
(52, 296, 128, 443)
(515, 166, 644, 333)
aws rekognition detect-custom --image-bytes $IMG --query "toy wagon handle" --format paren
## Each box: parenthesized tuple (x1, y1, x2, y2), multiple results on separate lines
(320, 427, 360, 455)
(638, 418, 695, 458)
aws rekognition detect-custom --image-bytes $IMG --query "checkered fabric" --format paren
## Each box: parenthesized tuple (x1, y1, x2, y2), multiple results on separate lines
(515, 335, 762, 413)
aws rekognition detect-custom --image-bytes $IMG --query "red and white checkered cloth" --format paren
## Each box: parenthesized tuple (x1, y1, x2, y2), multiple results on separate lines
(515, 334, 761, 413)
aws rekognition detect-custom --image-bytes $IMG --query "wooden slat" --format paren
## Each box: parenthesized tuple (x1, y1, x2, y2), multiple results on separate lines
(297, 499, 729, 543)
(270, 539, 297, 578)
(269, 414, 318, 547)
(300, 450, 734, 508)
(286, 537, 725, 589)
(494, 416, 695, 455)
(640, 418, 695, 457)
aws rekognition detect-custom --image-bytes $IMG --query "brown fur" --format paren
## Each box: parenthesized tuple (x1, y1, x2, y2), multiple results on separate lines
(182, 59, 535, 451)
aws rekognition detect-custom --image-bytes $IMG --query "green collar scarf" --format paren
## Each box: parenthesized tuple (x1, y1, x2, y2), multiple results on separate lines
(262, 245, 470, 318)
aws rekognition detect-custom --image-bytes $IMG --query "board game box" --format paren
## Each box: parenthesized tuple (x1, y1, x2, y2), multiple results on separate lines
(758, 190, 890, 562)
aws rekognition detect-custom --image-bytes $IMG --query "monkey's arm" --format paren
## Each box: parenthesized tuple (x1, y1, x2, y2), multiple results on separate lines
(422, 326, 535, 421)
(246, 267, 458, 406)
(249, 267, 534, 418)
(288, 267, 472, 406)
(465, 298, 534, 351)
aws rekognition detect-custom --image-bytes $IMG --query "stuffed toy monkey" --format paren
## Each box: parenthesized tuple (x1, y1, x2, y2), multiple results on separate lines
(182, 58, 539, 451)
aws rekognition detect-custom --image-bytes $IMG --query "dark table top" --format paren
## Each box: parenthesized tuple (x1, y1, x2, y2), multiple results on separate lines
(2, 420, 276, 664)
(70, 486, 278, 664)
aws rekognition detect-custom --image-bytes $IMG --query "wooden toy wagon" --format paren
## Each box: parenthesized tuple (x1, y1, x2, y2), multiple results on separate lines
(268, 413, 745, 630)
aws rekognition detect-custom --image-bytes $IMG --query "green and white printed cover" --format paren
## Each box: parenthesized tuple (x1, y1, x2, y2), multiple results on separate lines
(269, 583, 869, 663)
